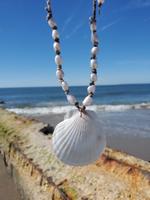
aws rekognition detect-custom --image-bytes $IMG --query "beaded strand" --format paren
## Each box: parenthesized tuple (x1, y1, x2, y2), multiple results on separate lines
(45, 0, 104, 113)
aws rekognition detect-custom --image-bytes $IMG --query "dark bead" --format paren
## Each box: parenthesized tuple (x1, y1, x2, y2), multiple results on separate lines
(94, 42, 98, 47)
(52, 26, 57, 30)
(57, 65, 62, 70)
(82, 106, 86, 110)
(65, 90, 69, 95)
(90, 82, 95, 86)
(93, 30, 97, 34)
(75, 102, 79, 106)
(46, 13, 52, 21)
(54, 38, 60, 43)
(98, 2, 102, 7)
(55, 50, 60, 55)
(92, 69, 97, 74)
(91, 55, 96, 59)
(75, 102, 80, 109)
(59, 79, 64, 83)
(45, 7, 52, 14)
(89, 92, 94, 97)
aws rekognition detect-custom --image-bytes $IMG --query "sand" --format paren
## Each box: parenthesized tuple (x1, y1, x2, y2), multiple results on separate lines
(34, 114, 150, 161)
(0, 156, 23, 200)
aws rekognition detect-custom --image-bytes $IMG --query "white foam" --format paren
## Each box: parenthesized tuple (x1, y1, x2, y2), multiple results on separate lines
(6, 106, 74, 116)
(6, 102, 150, 116)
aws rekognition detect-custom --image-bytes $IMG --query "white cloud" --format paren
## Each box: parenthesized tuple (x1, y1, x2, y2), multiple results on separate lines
(124, 0, 150, 10)
(64, 22, 84, 39)
(98, 20, 120, 32)
(71, 22, 83, 34)
(64, 35, 70, 39)
(61, 16, 73, 33)
(61, 0, 86, 33)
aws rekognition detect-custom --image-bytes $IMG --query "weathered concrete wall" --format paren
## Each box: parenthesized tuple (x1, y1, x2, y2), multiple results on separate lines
(0, 108, 150, 200)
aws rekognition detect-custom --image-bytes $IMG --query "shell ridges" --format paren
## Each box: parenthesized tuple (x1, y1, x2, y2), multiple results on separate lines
(52, 109, 106, 166)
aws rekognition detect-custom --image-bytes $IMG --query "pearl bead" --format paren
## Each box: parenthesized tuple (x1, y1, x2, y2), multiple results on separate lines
(52, 30, 59, 39)
(91, 34, 99, 43)
(83, 96, 92, 106)
(53, 42, 60, 51)
(91, 47, 99, 55)
(56, 70, 64, 79)
(55, 55, 63, 65)
(90, 23, 97, 31)
(87, 85, 95, 93)
(90, 59, 98, 70)
(67, 94, 77, 105)
(62, 81, 68, 91)
(90, 73, 97, 82)
(48, 18, 57, 28)
(98, 0, 105, 4)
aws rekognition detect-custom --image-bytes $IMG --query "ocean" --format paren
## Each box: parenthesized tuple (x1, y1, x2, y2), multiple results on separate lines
(0, 84, 150, 138)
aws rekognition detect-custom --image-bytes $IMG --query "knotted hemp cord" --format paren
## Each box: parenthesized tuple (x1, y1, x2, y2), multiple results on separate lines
(45, 0, 103, 114)
(45, 0, 52, 20)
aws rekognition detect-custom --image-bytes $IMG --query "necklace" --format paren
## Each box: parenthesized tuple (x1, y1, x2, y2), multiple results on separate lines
(45, 0, 106, 166)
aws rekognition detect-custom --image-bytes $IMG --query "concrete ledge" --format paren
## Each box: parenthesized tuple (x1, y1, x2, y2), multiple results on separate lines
(0, 108, 150, 200)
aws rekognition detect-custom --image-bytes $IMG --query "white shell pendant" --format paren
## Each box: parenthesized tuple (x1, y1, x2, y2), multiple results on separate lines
(52, 109, 106, 166)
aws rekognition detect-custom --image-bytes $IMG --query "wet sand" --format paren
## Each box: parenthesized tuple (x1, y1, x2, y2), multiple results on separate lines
(34, 113, 65, 128)
(34, 114, 150, 161)
(0, 156, 23, 200)
(106, 134, 150, 161)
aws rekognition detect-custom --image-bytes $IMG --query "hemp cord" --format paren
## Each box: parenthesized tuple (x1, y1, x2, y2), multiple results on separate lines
(98, 3, 103, 15)
(93, 0, 97, 21)
(45, 0, 103, 113)
(45, 0, 52, 21)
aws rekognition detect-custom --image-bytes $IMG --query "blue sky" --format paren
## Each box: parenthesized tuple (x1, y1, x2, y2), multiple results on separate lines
(0, 0, 150, 88)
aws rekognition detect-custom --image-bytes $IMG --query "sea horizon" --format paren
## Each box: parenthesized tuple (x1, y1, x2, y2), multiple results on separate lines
(0, 82, 150, 89)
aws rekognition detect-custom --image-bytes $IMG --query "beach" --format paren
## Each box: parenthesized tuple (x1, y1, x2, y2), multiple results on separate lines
(34, 109, 150, 161)
(0, 84, 150, 161)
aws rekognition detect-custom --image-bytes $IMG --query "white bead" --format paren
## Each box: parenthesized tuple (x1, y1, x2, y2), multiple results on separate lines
(48, 18, 57, 28)
(67, 94, 77, 105)
(87, 85, 95, 94)
(90, 74, 97, 82)
(91, 47, 99, 55)
(98, 0, 105, 4)
(62, 81, 68, 91)
(90, 59, 98, 70)
(52, 30, 59, 39)
(56, 70, 64, 79)
(83, 96, 92, 106)
(90, 23, 97, 31)
(91, 34, 99, 43)
(55, 55, 63, 65)
(53, 42, 60, 51)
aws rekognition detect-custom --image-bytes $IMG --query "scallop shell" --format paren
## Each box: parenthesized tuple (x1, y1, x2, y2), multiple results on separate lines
(52, 109, 106, 166)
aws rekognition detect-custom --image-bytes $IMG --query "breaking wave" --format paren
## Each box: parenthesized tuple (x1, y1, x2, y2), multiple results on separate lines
(6, 102, 150, 116)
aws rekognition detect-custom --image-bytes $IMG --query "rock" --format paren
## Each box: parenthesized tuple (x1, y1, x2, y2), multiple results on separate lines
(0, 101, 4, 104)
(40, 124, 54, 135)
